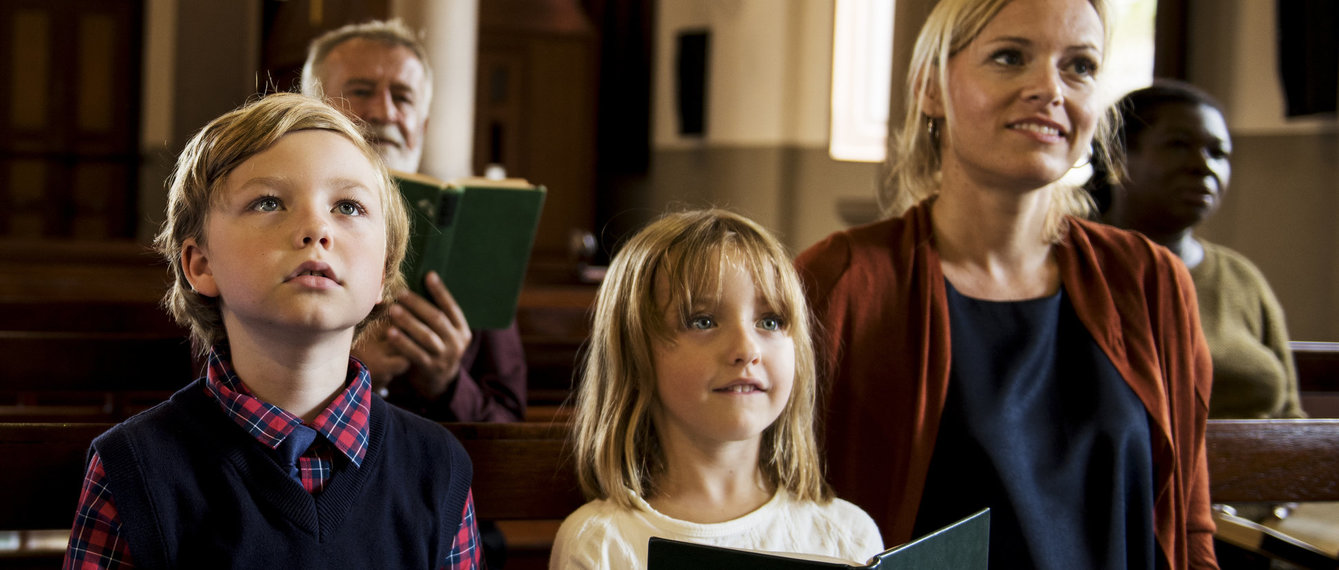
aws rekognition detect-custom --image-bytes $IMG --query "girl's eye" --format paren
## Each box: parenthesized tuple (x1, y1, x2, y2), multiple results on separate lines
(251, 196, 281, 212)
(757, 315, 786, 332)
(990, 49, 1024, 67)
(335, 200, 367, 216)
(687, 315, 715, 330)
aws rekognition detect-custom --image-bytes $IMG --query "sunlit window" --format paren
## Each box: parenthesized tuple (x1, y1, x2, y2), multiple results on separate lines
(1102, 0, 1157, 106)
(830, 0, 893, 162)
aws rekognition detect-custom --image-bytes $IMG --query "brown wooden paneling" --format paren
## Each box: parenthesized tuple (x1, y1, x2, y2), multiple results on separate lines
(1154, 0, 1188, 80)
(0, 0, 142, 239)
(258, 0, 390, 93)
(477, 0, 598, 261)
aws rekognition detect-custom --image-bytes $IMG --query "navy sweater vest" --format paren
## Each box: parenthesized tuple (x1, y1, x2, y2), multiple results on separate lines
(93, 379, 473, 568)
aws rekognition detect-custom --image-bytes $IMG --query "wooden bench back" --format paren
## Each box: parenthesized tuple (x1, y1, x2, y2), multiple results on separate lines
(0, 332, 195, 393)
(0, 421, 581, 531)
(1294, 341, 1339, 417)
(0, 331, 196, 420)
(1293, 341, 1339, 392)
(0, 300, 183, 334)
(7, 418, 1337, 529)
(1205, 419, 1339, 503)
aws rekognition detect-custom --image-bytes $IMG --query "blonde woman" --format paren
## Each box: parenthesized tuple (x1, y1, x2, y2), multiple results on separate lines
(551, 209, 882, 569)
(797, 0, 1216, 567)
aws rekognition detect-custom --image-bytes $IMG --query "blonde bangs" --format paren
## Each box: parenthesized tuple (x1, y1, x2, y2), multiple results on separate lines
(651, 236, 800, 349)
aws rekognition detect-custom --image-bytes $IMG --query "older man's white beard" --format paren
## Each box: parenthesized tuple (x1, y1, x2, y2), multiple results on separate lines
(369, 124, 422, 172)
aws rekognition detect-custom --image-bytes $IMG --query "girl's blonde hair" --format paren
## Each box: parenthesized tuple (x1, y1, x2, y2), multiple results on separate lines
(153, 93, 410, 354)
(572, 209, 832, 507)
(881, 0, 1119, 241)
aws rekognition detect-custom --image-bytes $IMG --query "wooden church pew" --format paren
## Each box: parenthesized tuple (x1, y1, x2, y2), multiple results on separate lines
(0, 331, 196, 420)
(1206, 419, 1339, 504)
(1294, 341, 1339, 418)
(4, 419, 1338, 566)
(1206, 419, 1339, 568)
(0, 421, 579, 568)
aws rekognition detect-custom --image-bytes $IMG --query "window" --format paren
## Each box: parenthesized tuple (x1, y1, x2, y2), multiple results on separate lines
(829, 0, 893, 162)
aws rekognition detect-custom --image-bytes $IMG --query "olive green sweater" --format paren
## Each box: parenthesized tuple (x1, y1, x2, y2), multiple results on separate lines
(1190, 240, 1304, 419)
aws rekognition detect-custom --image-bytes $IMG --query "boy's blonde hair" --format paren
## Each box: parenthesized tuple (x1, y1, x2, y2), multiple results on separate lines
(153, 93, 410, 354)
(572, 209, 832, 508)
(881, 0, 1118, 242)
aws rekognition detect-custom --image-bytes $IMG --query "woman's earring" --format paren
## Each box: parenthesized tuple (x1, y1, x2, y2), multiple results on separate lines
(926, 116, 939, 145)
(1074, 144, 1095, 168)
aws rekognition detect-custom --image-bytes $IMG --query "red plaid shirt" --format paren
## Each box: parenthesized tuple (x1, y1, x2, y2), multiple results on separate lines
(64, 349, 482, 569)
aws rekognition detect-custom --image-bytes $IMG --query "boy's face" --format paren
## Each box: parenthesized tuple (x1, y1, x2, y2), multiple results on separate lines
(181, 130, 388, 345)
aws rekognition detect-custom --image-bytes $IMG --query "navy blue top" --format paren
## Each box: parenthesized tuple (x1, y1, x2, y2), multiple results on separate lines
(914, 282, 1156, 569)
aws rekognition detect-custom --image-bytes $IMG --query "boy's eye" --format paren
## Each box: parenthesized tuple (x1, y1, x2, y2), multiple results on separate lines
(757, 315, 785, 332)
(250, 196, 281, 212)
(687, 315, 715, 330)
(335, 200, 367, 216)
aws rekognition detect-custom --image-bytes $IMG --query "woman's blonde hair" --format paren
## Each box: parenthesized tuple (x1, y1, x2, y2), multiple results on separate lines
(572, 208, 832, 507)
(881, 0, 1118, 241)
(153, 92, 410, 354)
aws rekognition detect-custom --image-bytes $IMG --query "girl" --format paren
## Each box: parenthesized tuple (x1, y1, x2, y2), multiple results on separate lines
(797, 0, 1216, 568)
(550, 209, 882, 569)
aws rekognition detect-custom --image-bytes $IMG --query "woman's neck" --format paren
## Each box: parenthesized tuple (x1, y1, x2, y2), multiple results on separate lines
(931, 180, 1060, 300)
(223, 323, 355, 423)
(1157, 231, 1203, 268)
(647, 426, 773, 524)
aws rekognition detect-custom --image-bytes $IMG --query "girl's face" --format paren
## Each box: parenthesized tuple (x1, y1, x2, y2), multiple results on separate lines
(929, 0, 1104, 191)
(650, 258, 795, 451)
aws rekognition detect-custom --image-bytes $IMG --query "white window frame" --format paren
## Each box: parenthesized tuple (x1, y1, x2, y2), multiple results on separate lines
(830, 0, 894, 163)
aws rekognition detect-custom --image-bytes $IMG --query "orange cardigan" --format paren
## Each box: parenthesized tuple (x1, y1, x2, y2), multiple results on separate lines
(796, 201, 1217, 569)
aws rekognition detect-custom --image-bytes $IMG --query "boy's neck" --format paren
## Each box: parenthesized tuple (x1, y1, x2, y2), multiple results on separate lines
(225, 328, 357, 423)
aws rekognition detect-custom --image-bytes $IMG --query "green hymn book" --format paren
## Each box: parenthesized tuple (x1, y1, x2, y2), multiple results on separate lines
(648, 509, 989, 569)
(394, 170, 546, 330)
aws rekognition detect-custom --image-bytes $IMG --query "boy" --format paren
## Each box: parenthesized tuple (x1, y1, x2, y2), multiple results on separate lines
(63, 93, 480, 568)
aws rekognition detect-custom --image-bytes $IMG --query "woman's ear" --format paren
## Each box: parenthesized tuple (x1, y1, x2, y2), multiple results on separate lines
(181, 238, 220, 297)
(917, 71, 946, 118)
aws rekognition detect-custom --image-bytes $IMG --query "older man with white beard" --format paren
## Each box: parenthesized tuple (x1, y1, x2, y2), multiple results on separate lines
(301, 20, 527, 426)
